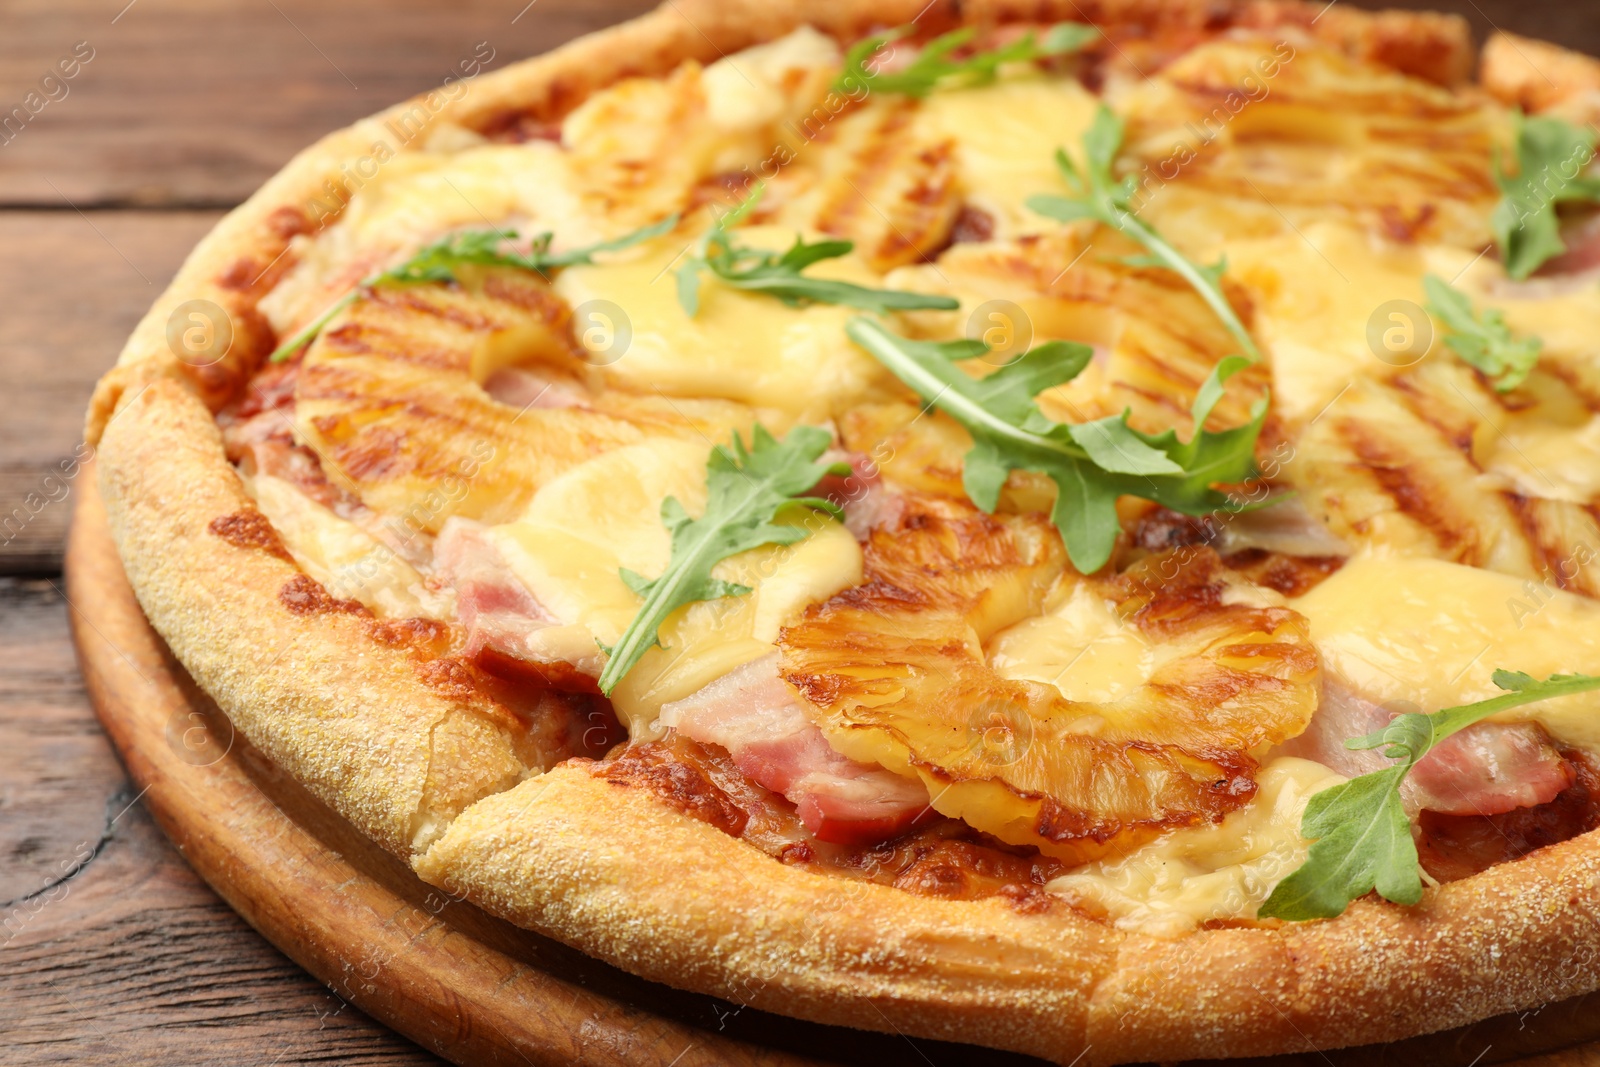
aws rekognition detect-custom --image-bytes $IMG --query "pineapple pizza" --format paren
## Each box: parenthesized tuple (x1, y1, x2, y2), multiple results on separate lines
(86, 0, 1600, 1060)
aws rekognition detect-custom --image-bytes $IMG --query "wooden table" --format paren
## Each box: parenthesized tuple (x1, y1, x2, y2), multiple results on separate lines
(2, 2, 1597, 1064)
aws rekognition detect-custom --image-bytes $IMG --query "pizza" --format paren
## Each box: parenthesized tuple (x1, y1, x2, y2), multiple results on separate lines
(84, 0, 1600, 1061)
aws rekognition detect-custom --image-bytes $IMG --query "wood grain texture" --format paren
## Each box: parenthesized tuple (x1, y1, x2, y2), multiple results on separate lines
(0, 0, 659, 209)
(0, 210, 221, 574)
(0, 575, 445, 1066)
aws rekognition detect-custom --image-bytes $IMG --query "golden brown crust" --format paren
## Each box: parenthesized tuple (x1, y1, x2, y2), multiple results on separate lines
(415, 759, 1600, 1065)
(412, 764, 1121, 1063)
(1482, 31, 1600, 121)
(96, 379, 547, 855)
(86, 1, 1600, 1062)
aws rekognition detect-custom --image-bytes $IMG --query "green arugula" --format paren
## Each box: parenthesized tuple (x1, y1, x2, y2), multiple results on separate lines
(835, 22, 1097, 98)
(1027, 106, 1263, 362)
(675, 185, 958, 316)
(596, 424, 847, 695)
(267, 215, 679, 362)
(1492, 113, 1600, 281)
(1259, 670, 1600, 922)
(845, 317, 1266, 573)
(1422, 273, 1542, 392)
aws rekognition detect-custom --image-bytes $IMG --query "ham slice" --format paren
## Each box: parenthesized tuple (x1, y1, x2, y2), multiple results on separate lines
(658, 655, 933, 845)
(1215, 497, 1350, 558)
(1407, 721, 1574, 817)
(481, 366, 586, 411)
(1537, 211, 1600, 276)
(435, 518, 601, 694)
(1279, 677, 1573, 817)
(816, 449, 905, 540)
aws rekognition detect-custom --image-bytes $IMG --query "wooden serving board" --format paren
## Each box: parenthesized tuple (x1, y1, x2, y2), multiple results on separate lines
(63, 468, 1600, 1067)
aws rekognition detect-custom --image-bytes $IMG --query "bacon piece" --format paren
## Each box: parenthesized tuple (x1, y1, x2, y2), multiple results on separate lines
(435, 520, 552, 644)
(433, 520, 605, 692)
(1419, 750, 1600, 882)
(1131, 499, 1349, 559)
(1279, 677, 1574, 817)
(816, 449, 904, 541)
(1540, 212, 1600, 276)
(481, 366, 586, 411)
(244, 440, 353, 514)
(658, 655, 932, 845)
(1407, 720, 1574, 817)
(1214, 498, 1350, 559)
(1275, 678, 1393, 779)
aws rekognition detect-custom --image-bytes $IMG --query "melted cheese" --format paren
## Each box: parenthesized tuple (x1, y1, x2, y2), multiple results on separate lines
(988, 584, 1164, 703)
(554, 225, 893, 421)
(1046, 757, 1345, 936)
(338, 143, 595, 249)
(484, 439, 862, 733)
(1293, 556, 1600, 746)
(909, 78, 1100, 238)
(250, 22, 1600, 916)
(1490, 411, 1600, 504)
(1224, 223, 1478, 424)
(248, 474, 453, 620)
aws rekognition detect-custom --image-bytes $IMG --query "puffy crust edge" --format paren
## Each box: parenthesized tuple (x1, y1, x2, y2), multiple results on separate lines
(95, 377, 544, 856)
(413, 764, 1121, 1063)
(1482, 31, 1600, 121)
(416, 762, 1600, 1065)
(86, 0, 1600, 1062)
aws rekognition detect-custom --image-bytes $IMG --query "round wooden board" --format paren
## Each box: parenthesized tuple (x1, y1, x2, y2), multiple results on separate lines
(63, 466, 1600, 1067)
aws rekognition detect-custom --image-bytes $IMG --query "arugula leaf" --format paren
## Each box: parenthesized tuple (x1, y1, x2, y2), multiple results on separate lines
(675, 185, 958, 316)
(1422, 273, 1542, 392)
(845, 317, 1266, 572)
(1027, 106, 1263, 362)
(1492, 113, 1600, 281)
(596, 425, 847, 695)
(1259, 670, 1600, 922)
(267, 214, 679, 362)
(836, 22, 1097, 98)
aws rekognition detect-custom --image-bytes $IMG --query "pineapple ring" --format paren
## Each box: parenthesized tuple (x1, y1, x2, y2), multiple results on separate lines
(293, 265, 758, 532)
(778, 495, 1321, 863)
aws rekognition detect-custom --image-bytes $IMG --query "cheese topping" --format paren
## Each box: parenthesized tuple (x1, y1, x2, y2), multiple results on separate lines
(988, 584, 1162, 704)
(245, 23, 1600, 932)
(1224, 223, 1477, 424)
(1046, 757, 1347, 936)
(1293, 556, 1600, 747)
(908, 77, 1101, 237)
(483, 439, 862, 733)
(553, 225, 894, 422)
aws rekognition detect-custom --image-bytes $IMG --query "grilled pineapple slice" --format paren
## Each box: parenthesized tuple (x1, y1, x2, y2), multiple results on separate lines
(294, 266, 757, 532)
(1289, 358, 1600, 597)
(1120, 37, 1503, 255)
(778, 496, 1320, 863)
(768, 75, 1101, 260)
(839, 231, 1275, 502)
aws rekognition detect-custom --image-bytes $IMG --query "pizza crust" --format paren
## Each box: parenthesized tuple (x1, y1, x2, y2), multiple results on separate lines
(1482, 30, 1600, 120)
(412, 764, 1119, 1061)
(83, 1, 1600, 1061)
(96, 377, 548, 855)
(414, 761, 1600, 1064)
